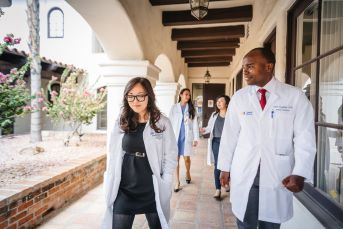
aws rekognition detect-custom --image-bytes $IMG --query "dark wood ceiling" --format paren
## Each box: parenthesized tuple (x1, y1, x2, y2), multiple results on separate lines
(150, 0, 227, 6)
(149, 0, 253, 67)
(163, 5, 252, 26)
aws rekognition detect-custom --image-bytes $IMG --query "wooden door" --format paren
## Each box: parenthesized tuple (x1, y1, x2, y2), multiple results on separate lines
(202, 84, 226, 129)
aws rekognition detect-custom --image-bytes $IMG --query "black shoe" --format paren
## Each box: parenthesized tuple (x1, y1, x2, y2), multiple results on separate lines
(185, 176, 191, 184)
(174, 182, 181, 192)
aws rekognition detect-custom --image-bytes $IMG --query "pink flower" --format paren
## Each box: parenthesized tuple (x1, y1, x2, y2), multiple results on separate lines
(37, 98, 44, 103)
(42, 106, 48, 111)
(10, 68, 18, 75)
(83, 91, 91, 97)
(0, 72, 8, 83)
(23, 105, 32, 112)
(14, 38, 21, 44)
(99, 87, 106, 92)
(51, 91, 58, 97)
(59, 111, 64, 116)
(3, 36, 13, 44)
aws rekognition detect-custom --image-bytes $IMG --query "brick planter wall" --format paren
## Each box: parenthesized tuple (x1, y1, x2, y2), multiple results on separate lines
(0, 154, 106, 229)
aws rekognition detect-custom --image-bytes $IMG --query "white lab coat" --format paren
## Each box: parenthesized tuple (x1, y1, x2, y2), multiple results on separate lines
(217, 78, 316, 224)
(202, 112, 219, 166)
(169, 103, 200, 156)
(102, 115, 178, 229)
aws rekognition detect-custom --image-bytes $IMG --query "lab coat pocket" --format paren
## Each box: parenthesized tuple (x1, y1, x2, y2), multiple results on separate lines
(272, 112, 294, 155)
(276, 112, 293, 139)
(274, 155, 292, 182)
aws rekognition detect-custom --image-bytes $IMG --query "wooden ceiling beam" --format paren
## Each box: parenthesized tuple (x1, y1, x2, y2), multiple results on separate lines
(181, 49, 235, 58)
(172, 25, 245, 41)
(163, 5, 252, 26)
(188, 62, 230, 67)
(185, 56, 232, 63)
(178, 40, 239, 50)
(149, 0, 226, 6)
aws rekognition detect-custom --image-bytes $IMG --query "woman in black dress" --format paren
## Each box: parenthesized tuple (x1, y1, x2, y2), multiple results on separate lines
(102, 77, 178, 229)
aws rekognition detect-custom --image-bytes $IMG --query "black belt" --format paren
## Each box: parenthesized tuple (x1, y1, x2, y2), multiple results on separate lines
(125, 151, 146, 157)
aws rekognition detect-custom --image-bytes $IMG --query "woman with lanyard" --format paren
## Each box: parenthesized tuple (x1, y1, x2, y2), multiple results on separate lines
(169, 88, 199, 192)
(200, 95, 230, 199)
(102, 77, 177, 229)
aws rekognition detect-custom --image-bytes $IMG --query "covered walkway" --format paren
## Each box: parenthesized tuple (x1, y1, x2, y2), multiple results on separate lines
(37, 139, 237, 229)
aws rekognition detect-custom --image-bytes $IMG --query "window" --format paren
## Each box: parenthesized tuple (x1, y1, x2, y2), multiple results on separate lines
(48, 7, 64, 38)
(287, 0, 343, 227)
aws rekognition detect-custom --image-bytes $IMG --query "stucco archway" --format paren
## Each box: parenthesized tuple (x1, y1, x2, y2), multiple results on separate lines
(154, 54, 175, 82)
(66, 0, 143, 60)
(178, 74, 187, 89)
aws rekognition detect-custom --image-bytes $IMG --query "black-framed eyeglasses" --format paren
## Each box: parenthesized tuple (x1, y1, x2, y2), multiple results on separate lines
(126, 94, 147, 102)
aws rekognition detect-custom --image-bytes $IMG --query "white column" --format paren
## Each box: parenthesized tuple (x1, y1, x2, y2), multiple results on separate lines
(96, 59, 160, 142)
(154, 82, 180, 116)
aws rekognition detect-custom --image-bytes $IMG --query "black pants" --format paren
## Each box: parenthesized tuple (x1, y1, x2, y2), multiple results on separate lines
(112, 213, 162, 229)
(212, 137, 221, 189)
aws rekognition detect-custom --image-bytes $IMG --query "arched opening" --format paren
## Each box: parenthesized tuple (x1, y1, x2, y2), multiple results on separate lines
(154, 54, 175, 82)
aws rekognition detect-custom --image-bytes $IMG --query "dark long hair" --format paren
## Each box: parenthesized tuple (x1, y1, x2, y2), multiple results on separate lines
(178, 88, 195, 120)
(120, 77, 164, 133)
(214, 95, 230, 115)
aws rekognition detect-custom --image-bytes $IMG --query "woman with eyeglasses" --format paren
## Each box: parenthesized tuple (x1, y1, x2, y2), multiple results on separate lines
(200, 95, 230, 200)
(102, 77, 177, 229)
(168, 88, 199, 192)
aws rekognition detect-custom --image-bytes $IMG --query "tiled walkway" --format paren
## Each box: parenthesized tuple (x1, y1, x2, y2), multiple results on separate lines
(37, 139, 237, 229)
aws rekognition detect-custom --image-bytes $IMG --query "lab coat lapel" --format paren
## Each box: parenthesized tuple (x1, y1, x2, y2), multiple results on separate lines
(262, 79, 280, 114)
(263, 92, 279, 114)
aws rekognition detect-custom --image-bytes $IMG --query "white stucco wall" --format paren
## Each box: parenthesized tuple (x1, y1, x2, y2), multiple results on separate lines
(0, 0, 94, 69)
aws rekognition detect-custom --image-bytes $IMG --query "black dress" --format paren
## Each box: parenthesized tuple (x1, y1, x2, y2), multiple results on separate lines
(112, 122, 157, 214)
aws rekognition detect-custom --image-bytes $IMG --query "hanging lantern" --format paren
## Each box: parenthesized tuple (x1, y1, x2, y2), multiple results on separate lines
(189, 0, 209, 20)
(204, 68, 211, 84)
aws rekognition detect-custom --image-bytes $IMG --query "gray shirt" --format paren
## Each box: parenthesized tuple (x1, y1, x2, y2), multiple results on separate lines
(213, 115, 225, 138)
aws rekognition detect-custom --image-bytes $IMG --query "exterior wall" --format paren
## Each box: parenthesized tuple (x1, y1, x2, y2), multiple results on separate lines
(0, 0, 93, 70)
(0, 154, 105, 229)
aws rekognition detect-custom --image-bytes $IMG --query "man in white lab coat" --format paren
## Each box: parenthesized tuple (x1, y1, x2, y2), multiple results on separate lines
(218, 47, 316, 229)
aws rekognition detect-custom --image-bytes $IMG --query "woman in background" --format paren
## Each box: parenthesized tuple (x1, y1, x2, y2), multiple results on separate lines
(200, 95, 230, 199)
(169, 88, 199, 192)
